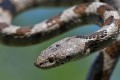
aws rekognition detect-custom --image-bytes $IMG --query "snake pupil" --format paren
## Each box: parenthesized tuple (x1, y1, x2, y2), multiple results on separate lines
(48, 57, 54, 63)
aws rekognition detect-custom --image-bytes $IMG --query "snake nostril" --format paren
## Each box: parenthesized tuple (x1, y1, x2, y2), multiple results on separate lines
(56, 44, 60, 47)
(34, 62, 45, 68)
(66, 55, 71, 59)
(39, 62, 44, 66)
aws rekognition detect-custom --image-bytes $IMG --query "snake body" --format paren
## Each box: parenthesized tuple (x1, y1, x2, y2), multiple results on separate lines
(35, 2, 120, 69)
(0, 0, 89, 46)
(0, 0, 120, 80)
(87, 46, 120, 80)
(86, 0, 120, 80)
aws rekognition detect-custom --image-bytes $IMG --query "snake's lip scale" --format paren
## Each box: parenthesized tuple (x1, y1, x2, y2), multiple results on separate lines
(34, 58, 67, 69)
(34, 62, 56, 70)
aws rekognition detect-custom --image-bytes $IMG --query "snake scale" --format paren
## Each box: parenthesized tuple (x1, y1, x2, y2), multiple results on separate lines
(0, 0, 120, 80)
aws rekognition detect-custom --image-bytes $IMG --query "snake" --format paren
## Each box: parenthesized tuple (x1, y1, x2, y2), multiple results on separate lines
(34, 2, 120, 80)
(34, 2, 120, 69)
(86, 0, 120, 80)
(0, 0, 120, 80)
(0, 0, 92, 46)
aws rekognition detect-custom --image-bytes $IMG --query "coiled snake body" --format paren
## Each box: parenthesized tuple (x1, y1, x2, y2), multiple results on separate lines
(35, 2, 120, 68)
(0, 0, 120, 80)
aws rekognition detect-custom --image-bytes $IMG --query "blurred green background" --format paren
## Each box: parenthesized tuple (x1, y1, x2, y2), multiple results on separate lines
(0, 6, 120, 80)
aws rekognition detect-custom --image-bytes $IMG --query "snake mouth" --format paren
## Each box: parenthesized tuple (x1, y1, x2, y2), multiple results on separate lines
(34, 63, 57, 70)
(34, 60, 57, 69)
(34, 58, 67, 70)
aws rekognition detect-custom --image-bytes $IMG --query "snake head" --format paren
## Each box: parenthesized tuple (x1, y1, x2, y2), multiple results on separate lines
(34, 37, 88, 69)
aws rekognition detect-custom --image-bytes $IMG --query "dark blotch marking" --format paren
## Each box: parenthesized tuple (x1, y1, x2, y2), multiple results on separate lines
(97, 5, 114, 18)
(100, 5, 114, 11)
(75, 35, 84, 38)
(84, 30, 107, 52)
(84, 40, 100, 53)
(75, 30, 107, 39)
(89, 30, 107, 39)
(105, 41, 120, 58)
(103, 16, 114, 26)
(74, 3, 89, 15)
(47, 13, 61, 23)
(46, 13, 62, 27)
(16, 28, 31, 35)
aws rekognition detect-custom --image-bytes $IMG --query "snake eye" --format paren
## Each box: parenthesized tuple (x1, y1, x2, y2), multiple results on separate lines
(48, 57, 54, 63)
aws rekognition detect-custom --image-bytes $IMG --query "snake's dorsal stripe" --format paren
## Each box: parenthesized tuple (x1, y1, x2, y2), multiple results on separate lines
(34, 2, 120, 70)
